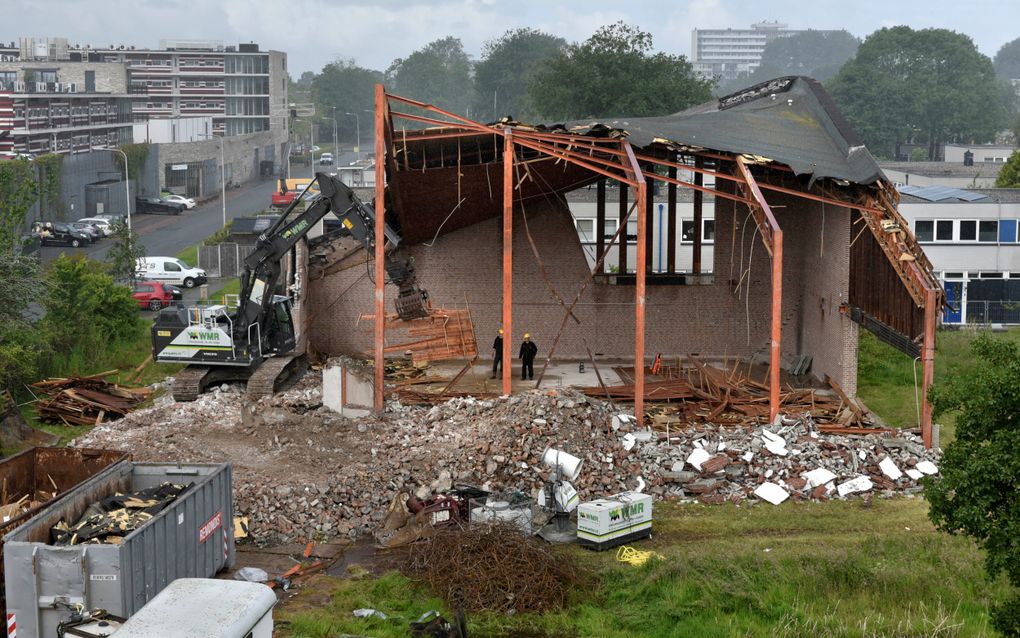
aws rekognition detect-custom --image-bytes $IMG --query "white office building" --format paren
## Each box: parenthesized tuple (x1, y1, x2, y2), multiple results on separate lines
(691, 22, 838, 81)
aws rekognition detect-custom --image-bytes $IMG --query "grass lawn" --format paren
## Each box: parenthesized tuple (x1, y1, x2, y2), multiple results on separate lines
(856, 326, 1020, 444)
(278, 499, 1004, 638)
(175, 244, 198, 267)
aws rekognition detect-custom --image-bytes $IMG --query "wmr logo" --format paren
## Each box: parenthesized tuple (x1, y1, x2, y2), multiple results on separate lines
(188, 331, 219, 341)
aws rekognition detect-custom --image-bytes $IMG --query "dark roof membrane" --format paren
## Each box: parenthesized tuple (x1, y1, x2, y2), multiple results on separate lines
(559, 76, 883, 186)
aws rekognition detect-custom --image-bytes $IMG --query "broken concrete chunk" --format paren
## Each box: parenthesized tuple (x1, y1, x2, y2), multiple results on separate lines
(760, 429, 788, 456)
(915, 460, 939, 475)
(836, 475, 873, 497)
(803, 468, 837, 489)
(754, 481, 790, 505)
(621, 433, 637, 451)
(686, 447, 712, 471)
(879, 456, 903, 481)
(905, 469, 924, 481)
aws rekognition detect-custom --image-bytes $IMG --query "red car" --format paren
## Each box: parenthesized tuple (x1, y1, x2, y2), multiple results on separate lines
(132, 280, 176, 311)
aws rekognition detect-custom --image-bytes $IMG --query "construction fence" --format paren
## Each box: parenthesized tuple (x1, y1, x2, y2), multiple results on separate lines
(197, 243, 256, 278)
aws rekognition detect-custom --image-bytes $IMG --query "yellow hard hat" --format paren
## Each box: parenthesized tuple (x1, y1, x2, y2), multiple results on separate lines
(523, 333, 531, 339)
(498, 329, 504, 335)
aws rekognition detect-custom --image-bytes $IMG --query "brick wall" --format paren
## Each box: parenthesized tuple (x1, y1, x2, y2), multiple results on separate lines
(309, 183, 858, 392)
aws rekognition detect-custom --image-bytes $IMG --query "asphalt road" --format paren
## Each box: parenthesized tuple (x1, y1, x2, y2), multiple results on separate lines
(37, 161, 327, 265)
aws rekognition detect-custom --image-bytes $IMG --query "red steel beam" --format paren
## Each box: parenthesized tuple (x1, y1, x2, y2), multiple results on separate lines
(373, 84, 387, 414)
(693, 156, 704, 274)
(596, 178, 606, 274)
(921, 287, 937, 448)
(622, 141, 647, 426)
(502, 130, 514, 396)
(510, 136, 637, 186)
(389, 110, 492, 134)
(735, 156, 783, 423)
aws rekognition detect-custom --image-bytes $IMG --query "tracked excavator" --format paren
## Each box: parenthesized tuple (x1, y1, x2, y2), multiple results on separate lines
(152, 172, 429, 401)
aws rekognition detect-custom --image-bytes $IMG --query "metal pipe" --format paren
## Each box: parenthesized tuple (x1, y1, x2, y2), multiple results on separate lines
(502, 130, 514, 396)
(667, 161, 676, 273)
(373, 84, 386, 414)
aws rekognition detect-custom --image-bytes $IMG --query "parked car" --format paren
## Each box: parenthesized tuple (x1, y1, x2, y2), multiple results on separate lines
(77, 217, 115, 236)
(94, 213, 126, 224)
(319, 152, 334, 166)
(135, 256, 207, 288)
(136, 196, 184, 215)
(32, 222, 90, 248)
(69, 221, 103, 241)
(161, 194, 197, 209)
(132, 280, 177, 311)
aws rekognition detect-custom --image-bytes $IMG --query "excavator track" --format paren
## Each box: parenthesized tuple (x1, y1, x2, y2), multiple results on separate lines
(172, 364, 258, 402)
(246, 353, 309, 398)
(171, 366, 212, 402)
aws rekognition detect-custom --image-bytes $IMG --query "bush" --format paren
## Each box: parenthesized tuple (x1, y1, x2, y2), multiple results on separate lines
(42, 255, 140, 356)
(926, 334, 1020, 635)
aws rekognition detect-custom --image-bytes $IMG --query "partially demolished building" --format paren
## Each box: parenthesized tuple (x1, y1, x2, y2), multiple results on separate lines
(306, 77, 943, 445)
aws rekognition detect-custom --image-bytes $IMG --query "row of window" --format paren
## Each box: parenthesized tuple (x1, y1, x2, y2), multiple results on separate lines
(939, 271, 1020, 280)
(914, 219, 1020, 244)
(574, 218, 716, 244)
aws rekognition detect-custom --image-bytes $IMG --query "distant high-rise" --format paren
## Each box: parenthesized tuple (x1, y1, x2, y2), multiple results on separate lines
(691, 22, 838, 82)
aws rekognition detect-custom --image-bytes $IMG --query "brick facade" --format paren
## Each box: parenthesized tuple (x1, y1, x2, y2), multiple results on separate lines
(309, 184, 859, 393)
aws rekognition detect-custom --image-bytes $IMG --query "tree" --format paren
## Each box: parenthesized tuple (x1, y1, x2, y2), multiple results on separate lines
(717, 30, 859, 95)
(0, 159, 38, 252)
(387, 37, 473, 118)
(994, 38, 1020, 80)
(42, 255, 139, 354)
(996, 150, 1020, 187)
(926, 335, 1020, 636)
(0, 252, 46, 390)
(105, 220, 146, 283)
(829, 27, 1009, 160)
(312, 60, 384, 146)
(529, 22, 714, 120)
(473, 28, 566, 122)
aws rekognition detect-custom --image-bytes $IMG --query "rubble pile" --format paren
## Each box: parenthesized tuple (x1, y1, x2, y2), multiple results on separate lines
(74, 371, 941, 546)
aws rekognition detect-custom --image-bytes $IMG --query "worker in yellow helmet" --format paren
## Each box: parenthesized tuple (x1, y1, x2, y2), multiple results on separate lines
(519, 332, 538, 380)
(491, 328, 505, 379)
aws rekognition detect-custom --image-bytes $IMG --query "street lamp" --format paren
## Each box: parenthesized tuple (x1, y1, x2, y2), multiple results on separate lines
(104, 146, 132, 231)
(345, 111, 361, 160)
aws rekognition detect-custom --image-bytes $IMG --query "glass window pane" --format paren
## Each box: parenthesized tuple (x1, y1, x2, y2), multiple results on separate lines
(626, 220, 637, 239)
(959, 220, 976, 241)
(979, 220, 998, 242)
(603, 219, 616, 238)
(681, 220, 695, 243)
(936, 220, 953, 241)
(576, 219, 594, 240)
(915, 220, 933, 241)
(703, 219, 715, 242)
(164, 262, 181, 272)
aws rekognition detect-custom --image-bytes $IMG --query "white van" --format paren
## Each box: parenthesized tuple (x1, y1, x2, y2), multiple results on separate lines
(136, 257, 208, 288)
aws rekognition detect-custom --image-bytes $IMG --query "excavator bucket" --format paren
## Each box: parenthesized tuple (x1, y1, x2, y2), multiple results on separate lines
(395, 284, 431, 320)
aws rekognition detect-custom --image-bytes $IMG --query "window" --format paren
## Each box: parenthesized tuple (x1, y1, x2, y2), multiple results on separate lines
(703, 219, 715, 242)
(681, 220, 696, 242)
(978, 272, 1004, 279)
(164, 261, 181, 272)
(1001, 219, 1019, 243)
(575, 219, 595, 241)
(959, 220, 976, 241)
(626, 220, 637, 241)
(602, 219, 618, 239)
(915, 220, 933, 241)
(979, 220, 998, 242)
(936, 220, 953, 241)
(680, 219, 715, 244)
(944, 272, 964, 279)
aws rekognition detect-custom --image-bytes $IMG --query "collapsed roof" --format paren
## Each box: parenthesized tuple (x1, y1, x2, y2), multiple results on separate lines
(551, 76, 883, 186)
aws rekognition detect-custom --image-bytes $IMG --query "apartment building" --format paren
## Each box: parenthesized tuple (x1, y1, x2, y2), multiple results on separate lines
(691, 22, 837, 81)
(0, 47, 141, 156)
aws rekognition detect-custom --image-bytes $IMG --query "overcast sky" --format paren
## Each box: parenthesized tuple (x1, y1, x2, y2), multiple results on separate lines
(5, 0, 1019, 76)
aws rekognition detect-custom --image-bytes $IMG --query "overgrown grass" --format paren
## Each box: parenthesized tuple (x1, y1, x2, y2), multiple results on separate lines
(279, 500, 1004, 638)
(175, 244, 198, 267)
(856, 327, 1020, 444)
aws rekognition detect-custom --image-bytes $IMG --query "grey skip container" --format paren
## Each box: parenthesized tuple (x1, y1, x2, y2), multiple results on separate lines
(3, 462, 234, 638)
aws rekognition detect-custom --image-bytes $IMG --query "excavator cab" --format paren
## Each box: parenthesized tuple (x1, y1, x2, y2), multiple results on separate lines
(264, 296, 296, 354)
